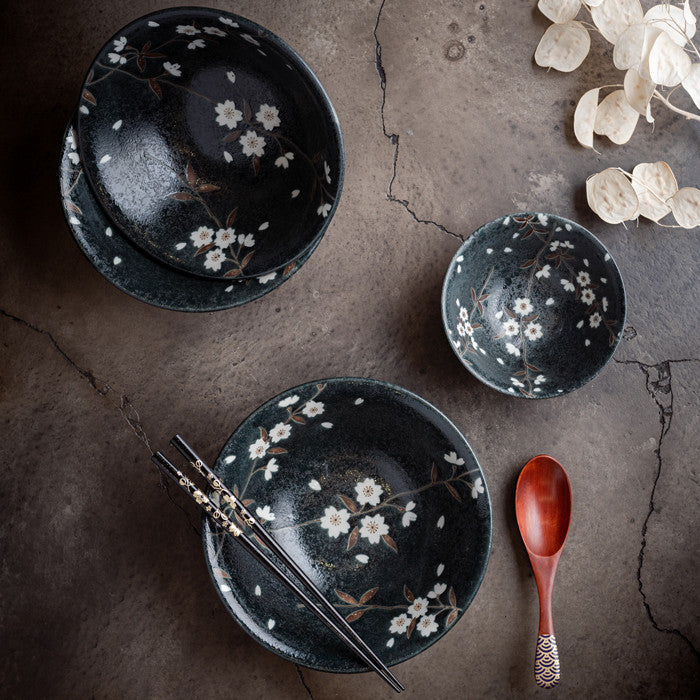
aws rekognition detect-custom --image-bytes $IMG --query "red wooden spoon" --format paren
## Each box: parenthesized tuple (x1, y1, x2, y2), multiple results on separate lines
(515, 455, 572, 689)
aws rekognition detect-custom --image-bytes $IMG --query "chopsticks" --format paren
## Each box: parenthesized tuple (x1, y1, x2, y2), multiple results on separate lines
(152, 437, 403, 693)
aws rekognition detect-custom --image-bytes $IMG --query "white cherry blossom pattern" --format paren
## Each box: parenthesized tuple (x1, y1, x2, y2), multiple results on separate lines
(263, 458, 279, 481)
(470, 477, 485, 499)
(255, 505, 275, 522)
(355, 477, 384, 507)
(401, 501, 417, 527)
(525, 322, 543, 341)
(215, 100, 243, 129)
(248, 437, 270, 461)
(187, 39, 206, 50)
(256, 103, 281, 130)
(203, 26, 226, 36)
(320, 506, 351, 538)
(240, 130, 266, 157)
(163, 61, 181, 77)
(176, 24, 200, 35)
(113, 36, 127, 51)
(302, 400, 324, 418)
(514, 297, 534, 315)
(417, 614, 439, 637)
(214, 227, 236, 247)
(359, 514, 390, 544)
(443, 452, 464, 466)
(269, 422, 291, 443)
(389, 614, 411, 635)
(275, 152, 295, 169)
(278, 395, 300, 408)
(317, 202, 332, 217)
(204, 247, 225, 271)
(407, 597, 429, 618)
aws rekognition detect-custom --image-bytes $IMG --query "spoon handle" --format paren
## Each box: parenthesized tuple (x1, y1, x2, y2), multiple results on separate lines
(535, 634, 560, 688)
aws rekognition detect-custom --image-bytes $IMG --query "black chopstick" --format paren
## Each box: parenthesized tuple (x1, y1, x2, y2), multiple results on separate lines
(170, 435, 405, 692)
(152, 449, 402, 693)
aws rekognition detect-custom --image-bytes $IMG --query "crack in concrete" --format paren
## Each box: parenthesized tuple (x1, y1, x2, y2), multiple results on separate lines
(295, 664, 314, 699)
(614, 356, 700, 661)
(373, 0, 464, 242)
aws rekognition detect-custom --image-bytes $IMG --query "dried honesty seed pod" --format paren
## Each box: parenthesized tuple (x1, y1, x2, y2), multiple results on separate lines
(537, 0, 581, 24)
(631, 161, 678, 222)
(647, 30, 692, 86)
(590, 0, 644, 44)
(535, 21, 591, 72)
(574, 87, 600, 149)
(682, 64, 700, 110)
(644, 1, 697, 47)
(586, 168, 639, 224)
(613, 23, 653, 70)
(624, 67, 655, 122)
(594, 89, 640, 144)
(669, 188, 700, 229)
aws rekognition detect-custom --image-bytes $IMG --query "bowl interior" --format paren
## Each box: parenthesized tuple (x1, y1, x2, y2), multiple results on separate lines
(442, 213, 626, 398)
(77, 7, 343, 280)
(202, 378, 491, 671)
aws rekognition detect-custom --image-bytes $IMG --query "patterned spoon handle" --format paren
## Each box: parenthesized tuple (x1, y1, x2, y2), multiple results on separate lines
(535, 634, 560, 688)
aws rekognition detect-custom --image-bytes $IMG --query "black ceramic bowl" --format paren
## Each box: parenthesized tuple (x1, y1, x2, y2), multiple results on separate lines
(202, 378, 492, 671)
(73, 7, 344, 281)
(442, 213, 626, 398)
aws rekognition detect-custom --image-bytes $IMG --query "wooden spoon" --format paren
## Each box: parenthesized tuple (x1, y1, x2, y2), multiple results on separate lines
(515, 455, 572, 689)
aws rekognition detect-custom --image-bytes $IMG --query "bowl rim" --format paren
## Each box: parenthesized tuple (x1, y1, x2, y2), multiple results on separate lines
(440, 212, 627, 399)
(201, 376, 493, 672)
(74, 5, 345, 281)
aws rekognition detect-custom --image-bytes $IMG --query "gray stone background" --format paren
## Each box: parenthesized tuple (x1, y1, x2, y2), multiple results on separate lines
(1, 0, 698, 697)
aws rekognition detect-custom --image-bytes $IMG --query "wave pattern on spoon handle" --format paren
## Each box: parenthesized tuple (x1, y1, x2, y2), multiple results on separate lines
(535, 634, 560, 688)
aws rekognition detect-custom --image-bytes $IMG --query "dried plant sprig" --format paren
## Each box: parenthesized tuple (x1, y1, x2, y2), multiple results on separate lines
(586, 162, 700, 228)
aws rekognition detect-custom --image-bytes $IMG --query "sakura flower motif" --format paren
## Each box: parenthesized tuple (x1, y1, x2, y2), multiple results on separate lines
(359, 513, 389, 544)
(242, 33, 261, 46)
(269, 422, 291, 443)
(320, 506, 351, 538)
(401, 501, 417, 527)
(219, 16, 239, 27)
(407, 597, 429, 618)
(203, 26, 226, 36)
(278, 395, 299, 408)
(427, 582, 447, 599)
(535, 264, 551, 279)
(389, 613, 411, 635)
(463, 322, 474, 337)
(511, 377, 525, 387)
(560, 278, 575, 292)
(258, 272, 277, 284)
(563, 240, 574, 249)
(176, 24, 200, 35)
(589, 312, 602, 328)
(458, 306, 469, 322)
(444, 451, 465, 466)
(256, 104, 281, 130)
(524, 322, 543, 341)
(237, 233, 255, 248)
(324, 160, 331, 184)
(581, 288, 596, 305)
(308, 479, 321, 491)
(255, 505, 275, 522)
(163, 62, 182, 77)
(226, 70, 236, 83)
(471, 477, 485, 499)
(502, 318, 519, 336)
(263, 458, 279, 481)
(108, 52, 127, 65)
(576, 270, 591, 287)
(514, 297, 534, 316)
(317, 202, 332, 217)
(248, 437, 270, 460)
(215, 100, 243, 129)
(203, 247, 226, 271)
(505, 342, 521, 357)
(538, 214, 549, 226)
(214, 227, 236, 247)
(456, 322, 467, 338)
(113, 36, 127, 52)
(187, 39, 206, 49)
(355, 477, 383, 506)
(550, 241, 560, 251)
(240, 130, 266, 157)
(275, 152, 295, 169)
(302, 400, 324, 418)
(602, 296, 608, 312)
(534, 374, 546, 385)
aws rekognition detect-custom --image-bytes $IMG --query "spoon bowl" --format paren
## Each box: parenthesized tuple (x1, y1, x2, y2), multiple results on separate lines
(515, 455, 572, 688)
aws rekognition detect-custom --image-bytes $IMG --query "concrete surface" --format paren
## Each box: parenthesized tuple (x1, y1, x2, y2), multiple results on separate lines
(1, 0, 698, 697)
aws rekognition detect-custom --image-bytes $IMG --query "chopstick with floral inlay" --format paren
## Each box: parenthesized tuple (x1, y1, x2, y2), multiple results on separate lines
(151, 449, 403, 693)
(169, 434, 404, 692)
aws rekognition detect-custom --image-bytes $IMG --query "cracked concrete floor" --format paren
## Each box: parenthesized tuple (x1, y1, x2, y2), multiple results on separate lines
(1, 0, 698, 697)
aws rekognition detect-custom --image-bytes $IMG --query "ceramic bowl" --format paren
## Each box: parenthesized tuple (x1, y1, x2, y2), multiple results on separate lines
(73, 7, 343, 281)
(442, 213, 626, 398)
(202, 378, 492, 671)
(59, 123, 315, 311)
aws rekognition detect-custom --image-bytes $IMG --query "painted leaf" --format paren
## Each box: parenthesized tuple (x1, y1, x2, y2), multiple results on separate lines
(291, 414, 306, 424)
(631, 161, 677, 222)
(407, 617, 417, 639)
(647, 31, 692, 86)
(241, 251, 254, 268)
(359, 587, 379, 604)
(137, 55, 146, 72)
(520, 258, 537, 269)
(223, 130, 242, 143)
(197, 183, 220, 193)
(267, 447, 287, 454)
(346, 610, 365, 623)
(445, 483, 462, 502)
(593, 90, 639, 144)
(260, 427, 268, 441)
(195, 243, 215, 256)
(335, 589, 359, 605)
(82, 89, 96, 105)
(446, 609, 459, 627)
(404, 584, 414, 603)
(382, 534, 398, 553)
(214, 567, 231, 579)
(253, 155, 261, 176)
(226, 208, 238, 227)
(449, 586, 457, 607)
(430, 462, 437, 483)
(242, 499, 254, 507)
(244, 99, 252, 122)
(224, 269, 242, 278)
(337, 494, 358, 513)
(590, 0, 643, 43)
(169, 191, 194, 201)
(669, 187, 700, 229)
(534, 21, 590, 72)
(65, 200, 82, 214)
(537, 0, 581, 24)
(346, 526, 359, 550)
(148, 79, 163, 100)
(186, 162, 197, 187)
(470, 287, 477, 302)
(586, 168, 639, 224)
(142, 41, 152, 52)
(283, 262, 296, 276)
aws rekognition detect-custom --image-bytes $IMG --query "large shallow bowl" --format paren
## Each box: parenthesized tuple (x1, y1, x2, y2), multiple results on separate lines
(75, 7, 344, 280)
(442, 213, 626, 398)
(59, 123, 314, 311)
(202, 378, 492, 671)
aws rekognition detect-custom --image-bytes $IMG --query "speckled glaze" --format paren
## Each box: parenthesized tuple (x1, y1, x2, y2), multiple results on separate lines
(74, 7, 343, 280)
(59, 122, 315, 311)
(202, 378, 492, 672)
(442, 213, 626, 398)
